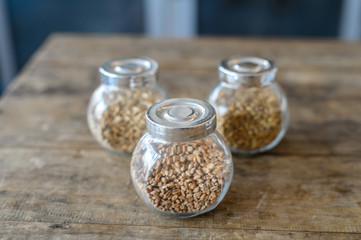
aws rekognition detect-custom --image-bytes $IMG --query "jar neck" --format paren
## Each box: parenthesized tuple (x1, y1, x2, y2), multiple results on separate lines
(101, 74, 158, 88)
(147, 128, 216, 143)
(219, 69, 276, 88)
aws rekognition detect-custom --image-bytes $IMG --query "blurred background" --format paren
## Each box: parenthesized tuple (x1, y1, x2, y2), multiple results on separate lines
(0, 0, 359, 94)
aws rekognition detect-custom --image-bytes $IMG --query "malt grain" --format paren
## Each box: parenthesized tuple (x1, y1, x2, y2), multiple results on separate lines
(99, 88, 156, 152)
(132, 139, 232, 214)
(218, 88, 282, 151)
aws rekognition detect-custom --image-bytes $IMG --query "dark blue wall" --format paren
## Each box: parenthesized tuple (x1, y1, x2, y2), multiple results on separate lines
(6, 0, 342, 77)
(199, 0, 342, 36)
(7, 0, 144, 69)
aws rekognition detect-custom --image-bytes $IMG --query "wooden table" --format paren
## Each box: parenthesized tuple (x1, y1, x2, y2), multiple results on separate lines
(0, 34, 360, 239)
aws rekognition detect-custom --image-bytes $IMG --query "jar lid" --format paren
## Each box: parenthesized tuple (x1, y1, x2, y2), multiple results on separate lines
(219, 56, 277, 87)
(146, 98, 217, 142)
(99, 57, 158, 85)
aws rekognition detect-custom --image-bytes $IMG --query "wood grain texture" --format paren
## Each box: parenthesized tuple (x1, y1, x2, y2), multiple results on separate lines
(0, 34, 360, 239)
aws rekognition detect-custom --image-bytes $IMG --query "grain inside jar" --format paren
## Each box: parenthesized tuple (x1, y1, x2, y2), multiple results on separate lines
(100, 88, 156, 152)
(217, 88, 282, 151)
(144, 140, 230, 213)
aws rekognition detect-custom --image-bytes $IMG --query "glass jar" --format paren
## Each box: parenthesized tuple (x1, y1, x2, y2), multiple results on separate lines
(87, 57, 167, 154)
(131, 98, 233, 218)
(208, 56, 289, 154)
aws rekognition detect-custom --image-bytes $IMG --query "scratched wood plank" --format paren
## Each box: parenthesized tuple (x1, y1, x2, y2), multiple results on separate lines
(4, 34, 361, 102)
(1, 66, 361, 156)
(0, 34, 361, 239)
(0, 148, 360, 233)
(1, 222, 361, 240)
(0, 93, 360, 156)
(0, 35, 359, 157)
(6, 62, 361, 101)
(5, 34, 361, 94)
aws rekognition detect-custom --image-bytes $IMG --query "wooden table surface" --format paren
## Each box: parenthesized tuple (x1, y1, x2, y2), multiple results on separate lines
(0, 34, 360, 239)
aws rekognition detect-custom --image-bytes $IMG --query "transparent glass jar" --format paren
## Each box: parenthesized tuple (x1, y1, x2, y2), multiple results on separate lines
(131, 98, 233, 218)
(208, 56, 289, 154)
(87, 57, 167, 154)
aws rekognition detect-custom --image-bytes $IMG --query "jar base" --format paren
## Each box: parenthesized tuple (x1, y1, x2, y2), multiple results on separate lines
(148, 202, 220, 218)
(230, 124, 288, 155)
(100, 143, 133, 156)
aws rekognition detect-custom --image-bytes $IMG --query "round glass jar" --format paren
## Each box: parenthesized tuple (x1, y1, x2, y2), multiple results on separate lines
(208, 56, 289, 154)
(87, 57, 167, 154)
(131, 98, 233, 218)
